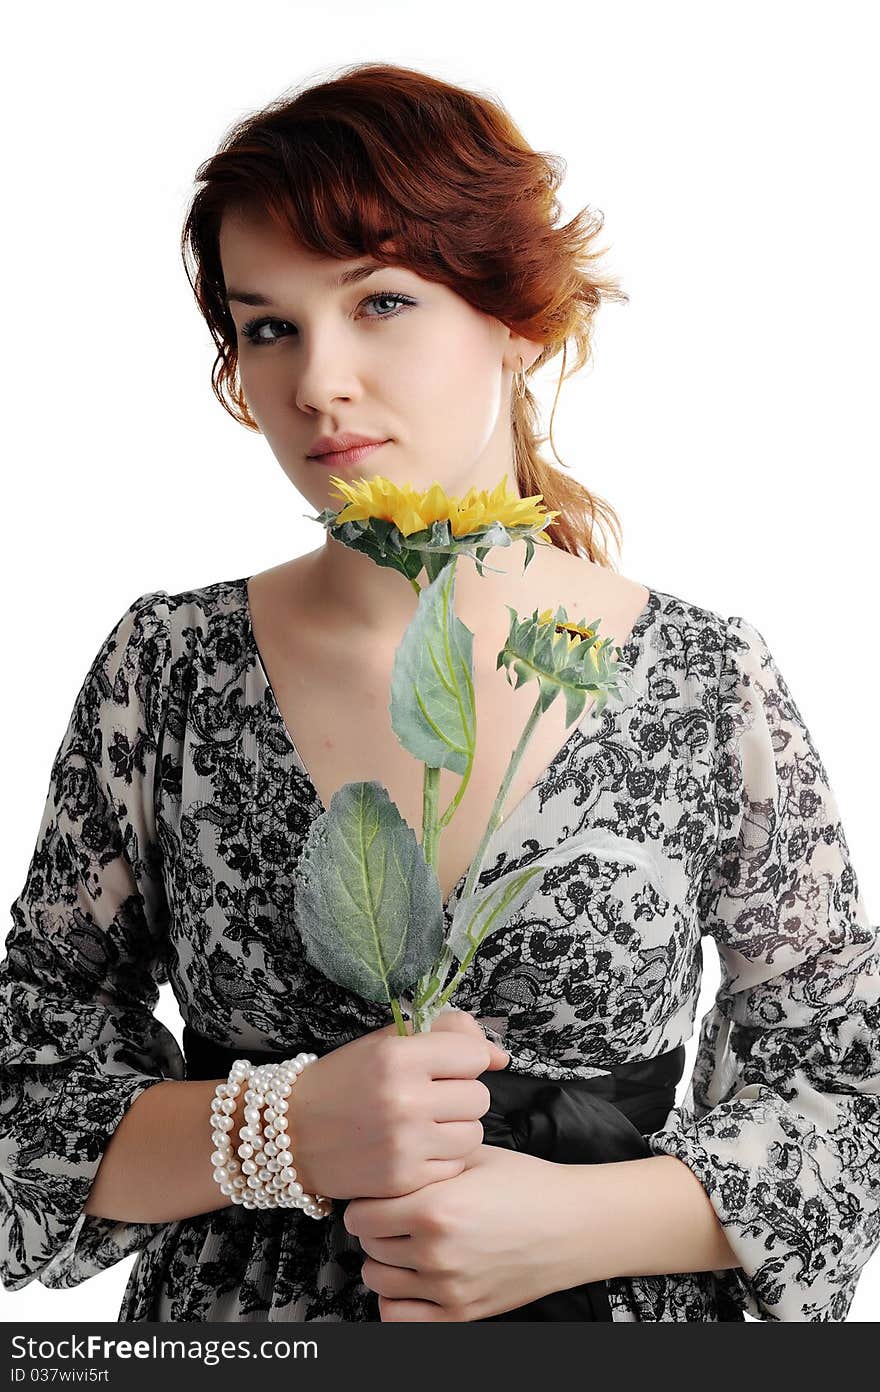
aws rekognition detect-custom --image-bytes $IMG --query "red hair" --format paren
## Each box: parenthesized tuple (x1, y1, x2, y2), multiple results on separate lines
(181, 62, 630, 566)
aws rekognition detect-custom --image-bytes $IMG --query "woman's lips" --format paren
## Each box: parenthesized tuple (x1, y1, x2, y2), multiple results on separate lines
(310, 440, 390, 468)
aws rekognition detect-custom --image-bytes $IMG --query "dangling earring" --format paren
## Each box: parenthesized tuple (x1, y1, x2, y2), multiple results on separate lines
(514, 355, 527, 399)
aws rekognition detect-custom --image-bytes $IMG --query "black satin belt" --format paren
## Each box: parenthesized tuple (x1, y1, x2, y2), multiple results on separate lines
(183, 1023, 685, 1324)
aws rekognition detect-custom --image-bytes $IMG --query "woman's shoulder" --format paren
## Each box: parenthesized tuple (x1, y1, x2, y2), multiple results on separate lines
(162, 574, 251, 618)
(104, 578, 253, 688)
(117, 576, 250, 627)
(551, 549, 730, 648)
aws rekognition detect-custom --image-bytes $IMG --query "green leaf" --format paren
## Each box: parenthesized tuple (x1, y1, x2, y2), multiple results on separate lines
(308, 508, 547, 583)
(292, 781, 446, 1003)
(307, 513, 425, 581)
(443, 865, 547, 969)
(389, 563, 476, 774)
(444, 826, 674, 969)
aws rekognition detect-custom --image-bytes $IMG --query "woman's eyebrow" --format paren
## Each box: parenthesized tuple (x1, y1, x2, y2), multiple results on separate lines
(225, 260, 388, 306)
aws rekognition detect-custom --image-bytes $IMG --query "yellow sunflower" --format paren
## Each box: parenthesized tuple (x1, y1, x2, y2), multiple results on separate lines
(327, 473, 560, 541)
(537, 607, 602, 654)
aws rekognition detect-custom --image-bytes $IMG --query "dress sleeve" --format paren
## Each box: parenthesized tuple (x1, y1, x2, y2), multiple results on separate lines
(0, 590, 186, 1293)
(646, 614, 880, 1321)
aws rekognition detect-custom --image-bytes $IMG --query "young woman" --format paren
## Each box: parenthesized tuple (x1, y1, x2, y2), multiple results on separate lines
(1, 62, 878, 1324)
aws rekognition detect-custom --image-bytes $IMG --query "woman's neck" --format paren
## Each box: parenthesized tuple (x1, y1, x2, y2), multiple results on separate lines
(303, 532, 568, 655)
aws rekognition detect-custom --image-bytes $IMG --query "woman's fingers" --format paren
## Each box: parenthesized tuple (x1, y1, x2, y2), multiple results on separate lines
(422, 1117, 484, 1160)
(426, 1076, 492, 1123)
(419, 1156, 470, 1186)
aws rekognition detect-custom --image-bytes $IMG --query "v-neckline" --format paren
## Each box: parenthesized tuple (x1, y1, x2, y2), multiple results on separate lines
(239, 573, 657, 915)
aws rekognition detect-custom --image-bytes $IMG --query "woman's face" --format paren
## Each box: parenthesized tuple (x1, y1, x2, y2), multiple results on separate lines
(218, 206, 535, 506)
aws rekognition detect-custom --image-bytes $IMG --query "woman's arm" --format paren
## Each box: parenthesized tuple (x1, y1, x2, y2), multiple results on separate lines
(82, 1079, 247, 1222)
(553, 1155, 740, 1289)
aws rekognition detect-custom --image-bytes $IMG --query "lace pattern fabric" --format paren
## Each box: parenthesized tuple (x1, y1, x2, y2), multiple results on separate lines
(1, 577, 877, 1321)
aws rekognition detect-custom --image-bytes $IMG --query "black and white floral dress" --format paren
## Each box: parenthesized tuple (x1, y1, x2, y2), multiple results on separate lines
(1, 576, 878, 1322)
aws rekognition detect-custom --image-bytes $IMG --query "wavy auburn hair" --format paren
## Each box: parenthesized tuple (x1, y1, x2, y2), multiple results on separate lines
(181, 62, 630, 566)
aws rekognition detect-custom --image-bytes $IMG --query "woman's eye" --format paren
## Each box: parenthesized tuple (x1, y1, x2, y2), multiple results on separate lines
(240, 317, 294, 346)
(240, 291, 415, 347)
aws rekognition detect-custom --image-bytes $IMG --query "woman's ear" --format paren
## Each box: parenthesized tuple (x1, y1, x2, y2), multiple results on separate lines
(504, 333, 545, 375)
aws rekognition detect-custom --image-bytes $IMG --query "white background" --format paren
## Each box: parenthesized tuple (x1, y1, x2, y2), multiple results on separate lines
(1, 0, 877, 1322)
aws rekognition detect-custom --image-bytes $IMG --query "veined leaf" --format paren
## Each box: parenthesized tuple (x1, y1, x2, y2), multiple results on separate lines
(389, 563, 476, 774)
(444, 826, 676, 968)
(292, 781, 445, 1003)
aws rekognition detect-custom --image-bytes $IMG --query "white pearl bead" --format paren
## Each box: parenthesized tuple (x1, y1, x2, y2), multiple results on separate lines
(209, 1055, 331, 1219)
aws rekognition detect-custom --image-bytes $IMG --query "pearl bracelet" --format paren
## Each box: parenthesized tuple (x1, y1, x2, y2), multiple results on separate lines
(209, 1054, 333, 1218)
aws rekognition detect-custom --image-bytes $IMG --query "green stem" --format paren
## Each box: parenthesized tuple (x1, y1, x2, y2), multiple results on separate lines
(397, 557, 471, 1032)
(437, 754, 474, 830)
(415, 691, 546, 1016)
(410, 765, 444, 1032)
(389, 996, 409, 1036)
(391, 569, 426, 1030)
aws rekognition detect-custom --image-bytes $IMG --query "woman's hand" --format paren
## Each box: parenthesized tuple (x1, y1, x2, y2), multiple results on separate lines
(283, 1009, 509, 1200)
(344, 1145, 586, 1322)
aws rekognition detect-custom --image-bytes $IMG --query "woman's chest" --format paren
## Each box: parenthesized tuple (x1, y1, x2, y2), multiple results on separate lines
(160, 574, 721, 1073)
(249, 573, 652, 907)
(264, 645, 593, 905)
